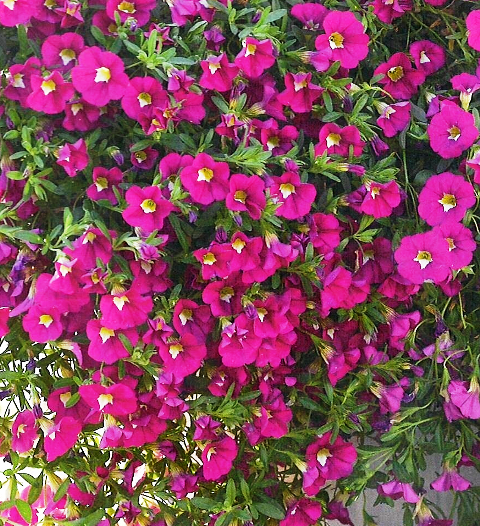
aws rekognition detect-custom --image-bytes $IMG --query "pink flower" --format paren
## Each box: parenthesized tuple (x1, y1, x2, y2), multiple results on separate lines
(43, 416, 82, 461)
(360, 180, 401, 218)
(0, 0, 41, 26)
(225, 173, 266, 220)
(121, 76, 168, 120)
(260, 120, 298, 156)
(100, 287, 153, 330)
(87, 166, 123, 205)
(466, 10, 480, 52)
(71, 46, 129, 106)
(291, 3, 328, 30)
(270, 171, 316, 220)
(409, 40, 445, 76)
(199, 54, 239, 92)
(316, 123, 365, 157)
(372, 0, 412, 24)
(394, 231, 451, 285)
(315, 11, 369, 69)
(23, 304, 63, 342)
(79, 383, 138, 416)
(106, 0, 155, 25)
(56, 138, 89, 177)
(63, 98, 102, 132)
(41, 32, 85, 71)
(280, 498, 322, 526)
(447, 379, 480, 420)
(378, 480, 420, 503)
(122, 185, 174, 232)
(427, 102, 478, 159)
(158, 334, 207, 378)
(180, 153, 230, 205)
(373, 53, 425, 100)
(201, 435, 238, 481)
(234, 37, 276, 79)
(303, 432, 357, 496)
(431, 468, 471, 492)
(418, 172, 475, 226)
(87, 319, 139, 364)
(277, 72, 323, 113)
(11, 410, 38, 453)
(202, 277, 246, 317)
(376, 101, 411, 137)
(432, 221, 476, 270)
(194, 243, 233, 280)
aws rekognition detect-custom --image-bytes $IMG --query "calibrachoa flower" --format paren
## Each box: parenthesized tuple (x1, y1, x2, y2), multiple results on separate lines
(375, 101, 411, 137)
(122, 185, 175, 232)
(26, 71, 74, 114)
(71, 46, 129, 106)
(417, 172, 476, 226)
(360, 179, 401, 218)
(466, 10, 480, 52)
(394, 231, 451, 284)
(86, 166, 124, 205)
(56, 138, 89, 177)
(201, 435, 238, 481)
(427, 102, 478, 159)
(277, 72, 323, 113)
(105, 0, 156, 25)
(373, 52, 425, 99)
(316, 123, 365, 157)
(234, 37, 276, 79)
(280, 498, 322, 526)
(225, 173, 266, 219)
(199, 53, 239, 92)
(433, 221, 476, 270)
(409, 40, 445, 76)
(314, 11, 370, 70)
(41, 32, 85, 71)
(270, 171, 316, 219)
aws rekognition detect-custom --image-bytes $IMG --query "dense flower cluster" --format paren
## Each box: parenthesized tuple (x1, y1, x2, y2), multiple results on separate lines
(0, 0, 479, 525)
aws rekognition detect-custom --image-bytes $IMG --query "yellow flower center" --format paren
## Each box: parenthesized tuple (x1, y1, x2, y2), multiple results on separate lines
(2, 0, 16, 10)
(414, 250, 432, 269)
(279, 183, 296, 199)
(329, 32, 344, 49)
(208, 62, 221, 75)
(169, 343, 183, 359)
(370, 186, 381, 199)
(141, 199, 156, 213)
(12, 73, 25, 88)
(220, 286, 234, 302)
(179, 309, 193, 325)
(197, 168, 214, 182)
(71, 103, 83, 115)
(326, 133, 342, 148)
(95, 177, 109, 191)
(97, 393, 114, 410)
(448, 126, 461, 141)
(266, 136, 280, 151)
(113, 295, 129, 311)
(59, 48, 76, 66)
(256, 307, 268, 322)
(245, 43, 257, 56)
(234, 190, 247, 203)
(419, 50, 430, 64)
(138, 92, 152, 107)
(446, 237, 456, 251)
(203, 252, 217, 265)
(41, 79, 56, 96)
(232, 238, 246, 253)
(118, 0, 135, 11)
(95, 67, 111, 83)
(83, 231, 97, 244)
(39, 314, 53, 328)
(387, 66, 404, 82)
(44, 0, 56, 8)
(439, 193, 457, 212)
(293, 79, 308, 92)
(59, 263, 72, 276)
(99, 326, 115, 343)
(135, 151, 147, 162)
(316, 448, 332, 466)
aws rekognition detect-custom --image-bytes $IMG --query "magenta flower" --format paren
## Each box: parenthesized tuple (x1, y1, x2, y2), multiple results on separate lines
(447, 379, 480, 420)
(71, 46, 129, 106)
(315, 11, 369, 69)
(316, 123, 365, 157)
(86, 319, 139, 364)
(373, 53, 425, 100)
(280, 498, 322, 526)
(41, 32, 85, 71)
(433, 221, 476, 271)
(360, 180, 401, 218)
(87, 166, 123, 205)
(259, 119, 299, 156)
(79, 383, 138, 416)
(225, 173, 266, 220)
(378, 480, 420, 503)
(277, 72, 323, 113)
(100, 287, 153, 330)
(270, 171, 316, 220)
(373, 0, 412, 24)
(180, 153, 230, 205)
(105, 0, 155, 25)
(122, 185, 174, 232)
(43, 416, 82, 462)
(56, 138, 89, 177)
(121, 76, 168, 120)
(418, 172, 475, 226)
(158, 334, 207, 378)
(431, 468, 471, 492)
(219, 314, 262, 367)
(194, 243, 233, 280)
(409, 40, 445, 76)
(466, 10, 480, 52)
(451, 72, 480, 110)
(202, 277, 245, 317)
(23, 304, 63, 343)
(0, 0, 40, 26)
(199, 53, 239, 92)
(394, 231, 451, 285)
(427, 102, 478, 159)
(376, 101, 411, 137)
(234, 37, 276, 79)
(63, 98, 102, 132)
(11, 410, 38, 453)
(291, 3, 328, 29)
(303, 432, 357, 496)
(201, 435, 238, 481)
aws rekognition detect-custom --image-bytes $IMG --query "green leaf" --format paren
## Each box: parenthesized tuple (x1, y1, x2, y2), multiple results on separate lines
(54, 478, 71, 502)
(225, 479, 236, 507)
(15, 500, 32, 524)
(65, 392, 80, 408)
(254, 502, 285, 520)
(190, 497, 218, 510)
